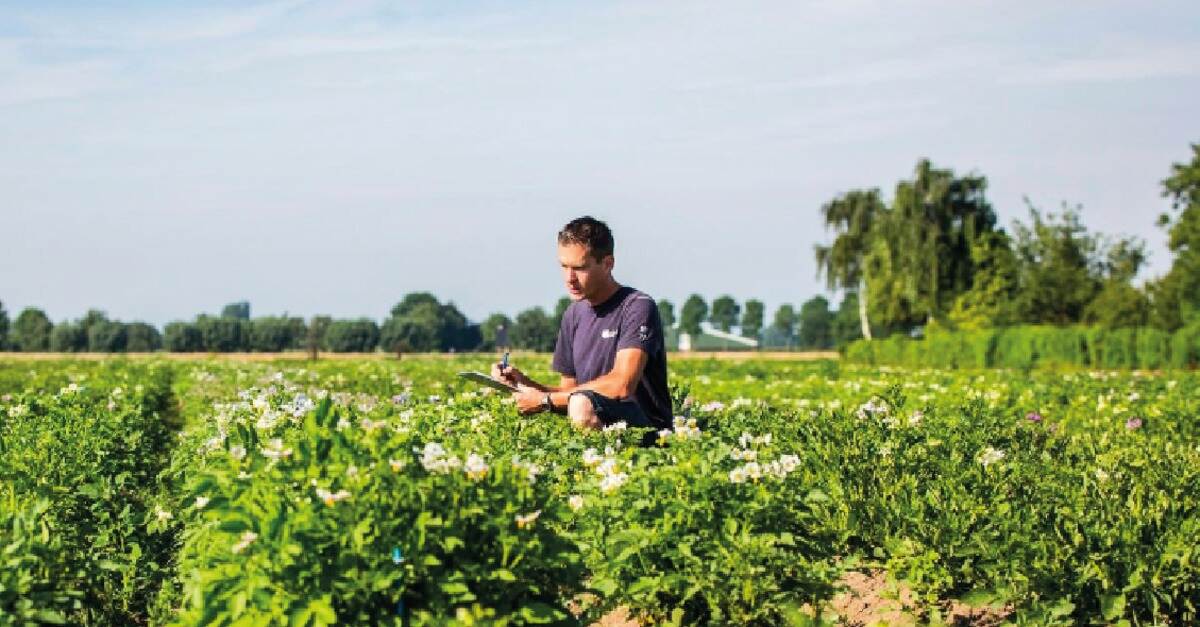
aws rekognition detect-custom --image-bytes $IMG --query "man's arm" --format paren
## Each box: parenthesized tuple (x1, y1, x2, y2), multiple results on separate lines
(573, 348, 647, 399)
(528, 350, 646, 414)
(537, 348, 648, 413)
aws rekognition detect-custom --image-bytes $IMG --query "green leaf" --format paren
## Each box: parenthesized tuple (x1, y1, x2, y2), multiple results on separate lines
(1100, 593, 1126, 621)
(517, 602, 564, 624)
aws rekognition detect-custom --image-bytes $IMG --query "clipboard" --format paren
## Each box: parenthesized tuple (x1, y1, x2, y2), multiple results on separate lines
(457, 371, 519, 393)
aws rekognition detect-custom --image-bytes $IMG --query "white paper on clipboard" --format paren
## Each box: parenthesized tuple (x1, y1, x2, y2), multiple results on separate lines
(456, 371, 519, 393)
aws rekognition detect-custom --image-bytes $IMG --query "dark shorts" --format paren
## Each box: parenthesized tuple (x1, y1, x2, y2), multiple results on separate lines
(570, 390, 656, 428)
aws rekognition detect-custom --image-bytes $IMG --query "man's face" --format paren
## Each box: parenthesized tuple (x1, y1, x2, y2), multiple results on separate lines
(558, 242, 613, 301)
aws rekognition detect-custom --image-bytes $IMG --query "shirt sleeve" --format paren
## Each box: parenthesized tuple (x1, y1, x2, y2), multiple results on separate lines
(551, 308, 575, 376)
(616, 294, 660, 355)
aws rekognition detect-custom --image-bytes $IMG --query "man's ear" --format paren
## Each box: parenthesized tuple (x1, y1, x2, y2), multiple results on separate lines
(602, 255, 615, 273)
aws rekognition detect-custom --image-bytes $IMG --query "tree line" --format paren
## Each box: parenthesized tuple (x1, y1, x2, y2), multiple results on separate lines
(815, 144, 1200, 339)
(0, 291, 859, 355)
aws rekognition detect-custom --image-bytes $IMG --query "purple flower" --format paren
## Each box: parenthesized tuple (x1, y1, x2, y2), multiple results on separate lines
(392, 393, 410, 405)
(1025, 412, 1043, 423)
(1125, 417, 1144, 430)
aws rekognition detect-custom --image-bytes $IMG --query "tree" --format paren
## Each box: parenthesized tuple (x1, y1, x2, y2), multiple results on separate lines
(323, 319, 380, 352)
(816, 189, 884, 340)
(709, 295, 739, 333)
(381, 302, 442, 352)
(947, 231, 1021, 330)
(437, 302, 479, 351)
(11, 308, 53, 352)
(831, 293, 864, 347)
(221, 301, 251, 320)
(195, 315, 249, 351)
(771, 304, 797, 345)
(249, 316, 304, 352)
(740, 299, 764, 339)
(0, 300, 7, 350)
(1011, 203, 1105, 324)
(797, 296, 834, 349)
(306, 316, 332, 359)
(164, 321, 203, 352)
(657, 299, 676, 330)
(679, 294, 707, 337)
(88, 318, 127, 352)
(1082, 236, 1150, 328)
(480, 313, 513, 351)
(390, 292, 440, 318)
(870, 160, 998, 329)
(512, 307, 557, 352)
(1151, 143, 1200, 329)
(50, 321, 86, 352)
(385, 293, 478, 352)
(1084, 283, 1150, 328)
(126, 322, 162, 352)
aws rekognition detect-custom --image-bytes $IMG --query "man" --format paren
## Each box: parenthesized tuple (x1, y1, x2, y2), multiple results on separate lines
(491, 216, 671, 431)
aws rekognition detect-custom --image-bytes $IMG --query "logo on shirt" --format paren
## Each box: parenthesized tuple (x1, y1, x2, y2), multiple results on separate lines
(600, 329, 617, 339)
(638, 325, 649, 341)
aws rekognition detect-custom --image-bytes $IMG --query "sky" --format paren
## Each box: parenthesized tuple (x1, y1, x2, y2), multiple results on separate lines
(2, 0, 1198, 326)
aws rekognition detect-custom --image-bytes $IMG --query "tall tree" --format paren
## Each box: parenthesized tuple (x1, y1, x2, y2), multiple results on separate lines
(657, 299, 676, 330)
(797, 296, 834, 349)
(1151, 143, 1200, 329)
(709, 295, 739, 333)
(771, 304, 797, 345)
(815, 189, 884, 340)
(11, 308, 53, 352)
(868, 159, 998, 330)
(679, 294, 708, 337)
(740, 299, 764, 339)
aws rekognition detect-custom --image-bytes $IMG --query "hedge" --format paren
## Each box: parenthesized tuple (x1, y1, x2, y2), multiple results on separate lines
(845, 324, 1200, 370)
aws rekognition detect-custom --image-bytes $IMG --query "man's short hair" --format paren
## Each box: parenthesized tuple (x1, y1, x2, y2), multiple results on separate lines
(558, 216, 614, 262)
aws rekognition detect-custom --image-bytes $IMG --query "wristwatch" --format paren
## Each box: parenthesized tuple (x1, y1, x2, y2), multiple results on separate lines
(542, 393, 553, 412)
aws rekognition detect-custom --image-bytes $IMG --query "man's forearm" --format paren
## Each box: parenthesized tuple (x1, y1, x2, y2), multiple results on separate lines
(572, 372, 634, 400)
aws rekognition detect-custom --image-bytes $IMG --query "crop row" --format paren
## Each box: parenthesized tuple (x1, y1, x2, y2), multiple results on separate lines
(152, 358, 1199, 625)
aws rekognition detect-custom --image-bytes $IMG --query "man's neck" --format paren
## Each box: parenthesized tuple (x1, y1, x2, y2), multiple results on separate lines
(585, 280, 622, 307)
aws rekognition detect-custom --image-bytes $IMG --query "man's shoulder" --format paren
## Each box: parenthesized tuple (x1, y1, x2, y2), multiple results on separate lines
(622, 287, 654, 306)
(620, 288, 660, 324)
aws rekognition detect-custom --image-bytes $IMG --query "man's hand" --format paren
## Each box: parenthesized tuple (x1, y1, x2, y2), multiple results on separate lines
(513, 385, 546, 416)
(491, 362, 529, 388)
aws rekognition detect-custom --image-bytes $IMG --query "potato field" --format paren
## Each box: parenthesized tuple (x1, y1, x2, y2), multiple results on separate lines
(0, 356, 1197, 626)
